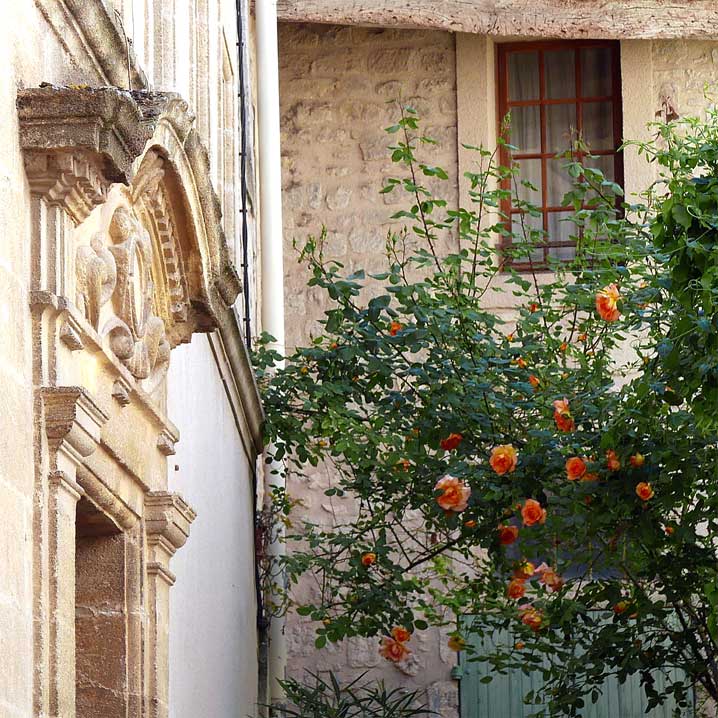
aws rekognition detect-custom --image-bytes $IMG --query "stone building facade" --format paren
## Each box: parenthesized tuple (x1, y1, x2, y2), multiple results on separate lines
(1, 2, 265, 717)
(276, 7, 718, 716)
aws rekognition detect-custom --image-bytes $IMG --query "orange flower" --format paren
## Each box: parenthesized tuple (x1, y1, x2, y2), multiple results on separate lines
(507, 578, 527, 600)
(664, 525, 675, 536)
(489, 444, 518, 475)
(529, 302, 539, 313)
(578, 332, 588, 342)
(391, 626, 411, 643)
(389, 321, 403, 336)
(536, 564, 564, 592)
(553, 398, 575, 433)
(636, 482, 654, 501)
(516, 357, 528, 369)
(379, 636, 411, 662)
(606, 449, 621, 472)
(498, 524, 519, 545)
(395, 458, 411, 473)
(582, 472, 599, 482)
(519, 605, 543, 632)
(629, 453, 645, 468)
(434, 475, 471, 512)
(361, 552, 376, 567)
(447, 635, 466, 652)
(529, 374, 540, 390)
(559, 342, 568, 352)
(506, 332, 515, 342)
(440, 433, 463, 451)
(596, 283, 621, 322)
(565, 456, 587, 481)
(521, 499, 547, 527)
(514, 641, 526, 650)
(513, 560, 536, 580)
(464, 519, 478, 528)
(613, 601, 630, 615)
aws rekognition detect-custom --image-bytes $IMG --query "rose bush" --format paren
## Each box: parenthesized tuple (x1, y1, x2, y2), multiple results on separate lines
(254, 105, 718, 715)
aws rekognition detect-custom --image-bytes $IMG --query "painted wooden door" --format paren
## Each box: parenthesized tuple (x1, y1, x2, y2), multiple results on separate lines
(457, 621, 693, 718)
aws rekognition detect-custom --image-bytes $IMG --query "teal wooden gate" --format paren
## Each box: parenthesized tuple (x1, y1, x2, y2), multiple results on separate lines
(456, 619, 694, 718)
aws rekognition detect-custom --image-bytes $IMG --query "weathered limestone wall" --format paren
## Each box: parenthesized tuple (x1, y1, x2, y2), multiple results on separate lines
(279, 22, 460, 714)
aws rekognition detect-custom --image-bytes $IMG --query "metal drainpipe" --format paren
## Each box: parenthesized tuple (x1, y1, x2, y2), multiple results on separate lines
(255, 0, 287, 705)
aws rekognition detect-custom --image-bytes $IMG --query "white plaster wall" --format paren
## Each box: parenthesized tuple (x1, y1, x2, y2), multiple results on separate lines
(167, 335, 259, 718)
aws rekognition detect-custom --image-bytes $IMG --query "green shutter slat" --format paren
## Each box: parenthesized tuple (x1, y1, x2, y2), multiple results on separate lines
(459, 617, 694, 718)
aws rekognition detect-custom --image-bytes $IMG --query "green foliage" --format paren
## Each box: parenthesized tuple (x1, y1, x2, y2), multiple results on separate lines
(254, 103, 718, 715)
(269, 671, 434, 718)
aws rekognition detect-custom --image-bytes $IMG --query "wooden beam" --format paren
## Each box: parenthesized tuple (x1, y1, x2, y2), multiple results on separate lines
(276, 1, 718, 40)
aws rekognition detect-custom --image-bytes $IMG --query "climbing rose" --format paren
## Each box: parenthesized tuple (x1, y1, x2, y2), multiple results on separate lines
(513, 560, 536, 580)
(553, 398, 575, 432)
(507, 578, 527, 600)
(596, 283, 621, 322)
(536, 563, 564, 592)
(391, 626, 411, 643)
(389, 321, 403, 336)
(361, 552, 376, 567)
(379, 636, 410, 662)
(497, 524, 519, 545)
(447, 635, 466, 652)
(606, 449, 621, 472)
(440, 432, 463, 451)
(434, 475, 471, 512)
(521, 499, 547, 526)
(489, 444, 518, 475)
(529, 374, 540, 389)
(519, 605, 543, 632)
(566, 456, 587, 481)
(630, 453, 645, 468)
(636, 482, 654, 501)
(613, 601, 630, 615)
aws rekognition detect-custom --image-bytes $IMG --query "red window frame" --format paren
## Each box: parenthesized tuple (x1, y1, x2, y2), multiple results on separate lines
(496, 40, 624, 269)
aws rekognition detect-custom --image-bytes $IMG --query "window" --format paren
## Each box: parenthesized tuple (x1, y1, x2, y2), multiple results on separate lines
(497, 41, 623, 267)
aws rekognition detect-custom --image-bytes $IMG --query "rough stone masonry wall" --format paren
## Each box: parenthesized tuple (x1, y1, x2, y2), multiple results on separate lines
(278, 22, 460, 715)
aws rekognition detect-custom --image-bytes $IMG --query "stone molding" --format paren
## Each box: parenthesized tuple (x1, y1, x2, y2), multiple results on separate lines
(145, 491, 197, 553)
(277, 1, 718, 38)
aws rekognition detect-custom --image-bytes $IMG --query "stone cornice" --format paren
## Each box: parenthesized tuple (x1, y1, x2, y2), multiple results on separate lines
(144, 491, 197, 552)
(276, 0, 718, 39)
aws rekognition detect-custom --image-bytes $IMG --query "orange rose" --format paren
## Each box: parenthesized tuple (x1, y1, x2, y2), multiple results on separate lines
(636, 482, 654, 501)
(559, 342, 568, 352)
(440, 433, 463, 451)
(379, 636, 411, 662)
(447, 635, 466, 652)
(629, 453, 645, 468)
(606, 449, 621, 472)
(489, 444, 518, 475)
(596, 283, 621, 322)
(464, 519, 478, 528)
(434, 475, 471, 512)
(552, 398, 575, 433)
(507, 578, 527, 600)
(578, 332, 588, 342)
(389, 321, 403, 336)
(529, 302, 539, 313)
(664, 525, 675, 536)
(391, 626, 411, 643)
(536, 564, 564, 592)
(519, 605, 543, 632)
(521, 499, 547, 527)
(582, 472, 599, 482)
(514, 641, 526, 650)
(361, 552, 376, 567)
(513, 560, 536, 580)
(613, 601, 629, 615)
(516, 357, 528, 369)
(395, 458, 410, 472)
(498, 524, 519, 545)
(565, 456, 587, 481)
(529, 374, 540, 390)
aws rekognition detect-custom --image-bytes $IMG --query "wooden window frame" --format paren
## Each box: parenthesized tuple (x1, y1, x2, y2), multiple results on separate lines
(496, 40, 624, 270)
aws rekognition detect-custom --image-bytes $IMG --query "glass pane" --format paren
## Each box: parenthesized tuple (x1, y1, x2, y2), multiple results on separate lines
(513, 159, 542, 208)
(545, 49, 576, 99)
(546, 103, 577, 153)
(508, 51, 539, 101)
(508, 106, 541, 154)
(547, 212, 577, 261)
(546, 158, 574, 206)
(582, 101, 614, 151)
(581, 46, 613, 97)
(511, 212, 545, 264)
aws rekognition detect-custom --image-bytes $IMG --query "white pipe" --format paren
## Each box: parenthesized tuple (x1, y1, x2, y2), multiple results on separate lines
(256, 0, 287, 705)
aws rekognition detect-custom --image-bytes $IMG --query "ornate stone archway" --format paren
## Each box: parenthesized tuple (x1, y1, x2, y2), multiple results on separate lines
(17, 86, 250, 718)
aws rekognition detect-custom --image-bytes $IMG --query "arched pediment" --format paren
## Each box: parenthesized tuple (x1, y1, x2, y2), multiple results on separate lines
(18, 86, 241, 393)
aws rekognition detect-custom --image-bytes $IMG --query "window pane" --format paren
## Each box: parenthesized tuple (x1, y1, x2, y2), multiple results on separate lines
(546, 158, 574, 206)
(547, 213, 576, 261)
(513, 158, 542, 208)
(511, 213, 545, 263)
(508, 51, 539, 101)
(582, 101, 614, 150)
(508, 105, 541, 154)
(546, 103, 576, 153)
(581, 46, 613, 97)
(545, 49, 576, 99)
